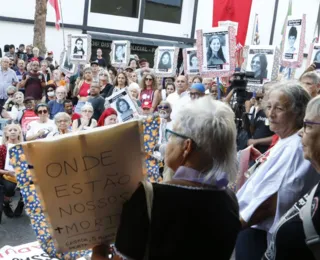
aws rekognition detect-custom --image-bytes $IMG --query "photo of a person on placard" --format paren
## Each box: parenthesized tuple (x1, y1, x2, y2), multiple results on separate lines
(207, 35, 226, 67)
(114, 44, 126, 63)
(73, 38, 85, 55)
(158, 51, 172, 71)
(63, 52, 74, 72)
(116, 98, 133, 121)
(285, 26, 297, 54)
(314, 50, 320, 63)
(188, 51, 199, 71)
(250, 53, 268, 79)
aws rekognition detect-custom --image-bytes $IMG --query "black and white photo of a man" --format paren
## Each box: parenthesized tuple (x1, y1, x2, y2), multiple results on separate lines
(285, 26, 297, 54)
(114, 44, 126, 63)
(70, 35, 89, 61)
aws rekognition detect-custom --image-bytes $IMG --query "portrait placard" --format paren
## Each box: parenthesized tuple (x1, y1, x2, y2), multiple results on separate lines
(59, 49, 76, 76)
(281, 15, 306, 68)
(69, 34, 92, 63)
(20, 120, 145, 253)
(106, 88, 139, 123)
(196, 26, 236, 77)
(154, 46, 179, 77)
(110, 41, 131, 68)
(183, 48, 199, 75)
(243, 45, 280, 91)
(307, 43, 320, 69)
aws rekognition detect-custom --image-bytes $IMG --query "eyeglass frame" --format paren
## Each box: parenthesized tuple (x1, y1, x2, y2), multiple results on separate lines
(303, 120, 320, 133)
(165, 129, 198, 148)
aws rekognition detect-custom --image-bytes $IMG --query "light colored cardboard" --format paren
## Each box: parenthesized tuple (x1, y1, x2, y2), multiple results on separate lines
(21, 120, 145, 253)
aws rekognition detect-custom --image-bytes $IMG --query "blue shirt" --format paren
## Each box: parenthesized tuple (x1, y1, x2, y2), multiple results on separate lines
(48, 100, 65, 119)
(0, 68, 18, 99)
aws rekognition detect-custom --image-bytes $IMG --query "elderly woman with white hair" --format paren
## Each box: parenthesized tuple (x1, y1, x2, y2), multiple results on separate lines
(49, 112, 72, 136)
(92, 96, 241, 259)
(236, 81, 320, 260)
(72, 103, 97, 131)
(3, 86, 17, 112)
(262, 96, 320, 259)
(128, 82, 141, 107)
(99, 70, 114, 98)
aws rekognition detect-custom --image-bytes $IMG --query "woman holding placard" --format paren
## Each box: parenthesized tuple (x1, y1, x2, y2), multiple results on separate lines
(92, 96, 241, 259)
(73, 67, 93, 113)
(0, 123, 24, 221)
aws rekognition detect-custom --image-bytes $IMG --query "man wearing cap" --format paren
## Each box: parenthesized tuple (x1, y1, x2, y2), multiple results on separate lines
(135, 58, 154, 83)
(88, 83, 105, 120)
(189, 83, 206, 100)
(91, 60, 100, 83)
(17, 96, 39, 134)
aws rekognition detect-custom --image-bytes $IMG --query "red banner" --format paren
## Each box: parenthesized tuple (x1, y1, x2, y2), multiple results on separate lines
(213, 0, 253, 45)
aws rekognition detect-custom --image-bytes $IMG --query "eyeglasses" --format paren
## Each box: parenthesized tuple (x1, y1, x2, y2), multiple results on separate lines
(56, 92, 66, 94)
(165, 129, 198, 148)
(145, 78, 153, 81)
(158, 105, 169, 110)
(37, 110, 48, 114)
(189, 92, 202, 98)
(82, 110, 93, 113)
(7, 93, 14, 96)
(303, 120, 320, 133)
(57, 120, 69, 123)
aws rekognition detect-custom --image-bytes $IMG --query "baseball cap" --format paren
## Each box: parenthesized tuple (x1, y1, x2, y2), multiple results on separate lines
(47, 51, 53, 55)
(191, 83, 206, 93)
(125, 66, 133, 72)
(91, 60, 99, 66)
(23, 96, 35, 103)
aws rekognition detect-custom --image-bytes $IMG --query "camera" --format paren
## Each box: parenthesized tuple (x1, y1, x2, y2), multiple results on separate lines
(229, 72, 255, 105)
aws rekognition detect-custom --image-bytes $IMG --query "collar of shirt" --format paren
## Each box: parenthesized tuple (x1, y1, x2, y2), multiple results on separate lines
(173, 166, 228, 188)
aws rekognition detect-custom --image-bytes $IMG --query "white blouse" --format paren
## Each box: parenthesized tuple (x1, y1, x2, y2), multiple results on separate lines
(237, 133, 320, 235)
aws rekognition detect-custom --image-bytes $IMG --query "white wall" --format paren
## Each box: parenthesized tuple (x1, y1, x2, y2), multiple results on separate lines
(0, 0, 84, 25)
(195, 0, 213, 33)
(0, 21, 81, 61)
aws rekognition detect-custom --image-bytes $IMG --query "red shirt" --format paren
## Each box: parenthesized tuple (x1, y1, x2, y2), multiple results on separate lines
(71, 113, 81, 122)
(79, 82, 91, 97)
(0, 145, 6, 170)
(23, 71, 45, 100)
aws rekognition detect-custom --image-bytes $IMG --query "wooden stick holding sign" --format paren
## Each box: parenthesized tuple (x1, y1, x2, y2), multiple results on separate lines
(19, 120, 145, 253)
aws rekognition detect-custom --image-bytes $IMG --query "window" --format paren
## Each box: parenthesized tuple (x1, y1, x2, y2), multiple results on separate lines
(145, 0, 183, 24)
(91, 0, 140, 18)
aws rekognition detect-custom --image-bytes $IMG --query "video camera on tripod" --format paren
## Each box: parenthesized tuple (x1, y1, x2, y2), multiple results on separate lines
(229, 72, 255, 105)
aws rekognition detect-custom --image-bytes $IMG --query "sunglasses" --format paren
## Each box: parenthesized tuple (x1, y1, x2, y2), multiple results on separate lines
(158, 105, 169, 110)
(7, 93, 14, 96)
(37, 110, 48, 114)
(145, 78, 153, 81)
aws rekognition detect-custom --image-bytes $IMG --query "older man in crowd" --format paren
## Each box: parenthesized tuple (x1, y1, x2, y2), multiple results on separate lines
(300, 71, 320, 98)
(0, 57, 19, 107)
(48, 86, 67, 119)
(20, 60, 45, 103)
(167, 75, 191, 121)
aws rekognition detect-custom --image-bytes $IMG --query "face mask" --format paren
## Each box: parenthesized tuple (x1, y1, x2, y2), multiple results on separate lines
(47, 91, 55, 97)
(159, 111, 169, 119)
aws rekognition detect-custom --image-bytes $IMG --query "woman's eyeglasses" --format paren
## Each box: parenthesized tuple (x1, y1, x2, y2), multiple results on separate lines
(145, 78, 153, 81)
(165, 129, 198, 148)
(82, 110, 93, 113)
(158, 105, 169, 110)
(37, 110, 48, 114)
(7, 93, 14, 97)
(303, 120, 320, 133)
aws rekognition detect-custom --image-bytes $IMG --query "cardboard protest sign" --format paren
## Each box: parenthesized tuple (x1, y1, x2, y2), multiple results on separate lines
(20, 120, 145, 253)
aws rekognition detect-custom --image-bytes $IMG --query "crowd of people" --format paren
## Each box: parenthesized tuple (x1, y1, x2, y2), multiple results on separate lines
(1, 43, 320, 259)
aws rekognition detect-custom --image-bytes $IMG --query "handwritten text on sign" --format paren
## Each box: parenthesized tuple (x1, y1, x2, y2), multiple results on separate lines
(22, 121, 144, 253)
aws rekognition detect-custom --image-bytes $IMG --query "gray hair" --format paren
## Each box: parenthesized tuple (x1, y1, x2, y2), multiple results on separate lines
(54, 112, 71, 125)
(174, 96, 237, 182)
(81, 103, 94, 112)
(306, 95, 320, 119)
(301, 71, 320, 85)
(264, 80, 311, 129)
(7, 86, 17, 94)
(128, 83, 140, 94)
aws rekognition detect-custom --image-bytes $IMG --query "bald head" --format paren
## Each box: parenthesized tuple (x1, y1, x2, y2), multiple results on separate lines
(176, 75, 188, 95)
(1, 57, 10, 70)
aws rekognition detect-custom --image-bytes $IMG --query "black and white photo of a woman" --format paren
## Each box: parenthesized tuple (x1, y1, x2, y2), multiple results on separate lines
(188, 51, 199, 72)
(158, 51, 172, 72)
(73, 38, 85, 56)
(250, 53, 268, 79)
(116, 98, 133, 122)
(114, 44, 126, 63)
(206, 35, 226, 68)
